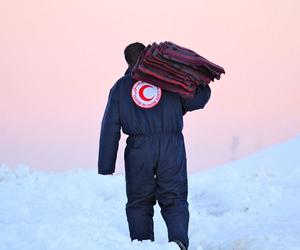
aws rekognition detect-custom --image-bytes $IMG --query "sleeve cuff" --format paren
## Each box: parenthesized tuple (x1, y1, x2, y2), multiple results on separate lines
(98, 168, 114, 175)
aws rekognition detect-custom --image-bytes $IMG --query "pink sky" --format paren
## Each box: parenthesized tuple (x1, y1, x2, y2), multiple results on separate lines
(0, 0, 299, 173)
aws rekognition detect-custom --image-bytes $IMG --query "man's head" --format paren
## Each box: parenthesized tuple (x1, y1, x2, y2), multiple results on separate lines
(124, 42, 146, 67)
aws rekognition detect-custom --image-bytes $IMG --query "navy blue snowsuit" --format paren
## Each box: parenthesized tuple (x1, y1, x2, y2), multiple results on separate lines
(98, 65, 211, 249)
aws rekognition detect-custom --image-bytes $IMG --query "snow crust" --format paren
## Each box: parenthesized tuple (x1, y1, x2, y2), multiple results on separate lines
(1, 135, 300, 249)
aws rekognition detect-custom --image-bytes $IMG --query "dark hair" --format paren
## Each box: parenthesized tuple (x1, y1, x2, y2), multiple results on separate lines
(124, 42, 146, 66)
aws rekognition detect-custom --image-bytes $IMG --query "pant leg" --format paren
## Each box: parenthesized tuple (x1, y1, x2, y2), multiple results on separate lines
(124, 136, 157, 241)
(156, 133, 190, 249)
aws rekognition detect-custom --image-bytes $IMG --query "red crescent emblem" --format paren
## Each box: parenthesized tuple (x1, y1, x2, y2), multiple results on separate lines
(139, 85, 154, 101)
(131, 80, 162, 109)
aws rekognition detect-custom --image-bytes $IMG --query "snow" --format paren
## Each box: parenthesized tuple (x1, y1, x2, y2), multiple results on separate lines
(1, 134, 300, 250)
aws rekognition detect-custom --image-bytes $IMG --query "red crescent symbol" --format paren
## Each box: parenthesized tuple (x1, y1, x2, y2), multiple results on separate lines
(139, 85, 154, 101)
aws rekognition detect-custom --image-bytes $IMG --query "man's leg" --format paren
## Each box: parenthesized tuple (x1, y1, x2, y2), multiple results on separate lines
(156, 134, 190, 249)
(124, 137, 157, 241)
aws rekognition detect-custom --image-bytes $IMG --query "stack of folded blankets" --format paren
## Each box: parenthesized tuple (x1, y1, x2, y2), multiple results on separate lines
(130, 41, 226, 99)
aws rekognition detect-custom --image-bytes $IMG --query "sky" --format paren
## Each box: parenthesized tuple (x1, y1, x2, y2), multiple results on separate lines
(0, 0, 299, 172)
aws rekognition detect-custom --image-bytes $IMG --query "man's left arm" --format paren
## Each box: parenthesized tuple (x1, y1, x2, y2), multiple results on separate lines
(98, 81, 121, 175)
(180, 84, 211, 116)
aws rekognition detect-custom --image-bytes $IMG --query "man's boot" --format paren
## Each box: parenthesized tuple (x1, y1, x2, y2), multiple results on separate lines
(173, 239, 187, 250)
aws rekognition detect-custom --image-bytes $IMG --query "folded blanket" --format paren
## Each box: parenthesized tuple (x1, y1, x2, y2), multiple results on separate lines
(131, 41, 225, 98)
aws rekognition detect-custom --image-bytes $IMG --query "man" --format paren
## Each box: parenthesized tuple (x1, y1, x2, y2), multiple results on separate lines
(98, 42, 211, 250)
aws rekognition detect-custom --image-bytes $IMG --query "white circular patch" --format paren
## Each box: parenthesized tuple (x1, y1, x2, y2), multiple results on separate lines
(131, 80, 162, 109)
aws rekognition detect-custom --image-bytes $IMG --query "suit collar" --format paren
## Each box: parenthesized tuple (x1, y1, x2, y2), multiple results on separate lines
(124, 64, 134, 75)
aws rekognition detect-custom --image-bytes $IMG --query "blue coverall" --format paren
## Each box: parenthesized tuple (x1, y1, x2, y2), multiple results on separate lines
(98, 65, 211, 249)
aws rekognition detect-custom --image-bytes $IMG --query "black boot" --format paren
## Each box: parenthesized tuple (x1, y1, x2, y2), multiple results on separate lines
(173, 240, 187, 250)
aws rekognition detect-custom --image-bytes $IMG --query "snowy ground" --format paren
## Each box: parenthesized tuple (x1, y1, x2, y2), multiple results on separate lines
(1, 135, 300, 250)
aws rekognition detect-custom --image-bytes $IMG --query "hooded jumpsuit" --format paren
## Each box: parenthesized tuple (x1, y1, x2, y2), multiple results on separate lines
(98, 65, 211, 249)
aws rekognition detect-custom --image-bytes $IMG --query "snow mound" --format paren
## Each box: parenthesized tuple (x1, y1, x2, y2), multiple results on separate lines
(0, 134, 300, 250)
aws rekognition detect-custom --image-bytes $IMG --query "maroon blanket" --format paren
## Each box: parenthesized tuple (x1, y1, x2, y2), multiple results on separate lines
(131, 41, 225, 99)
